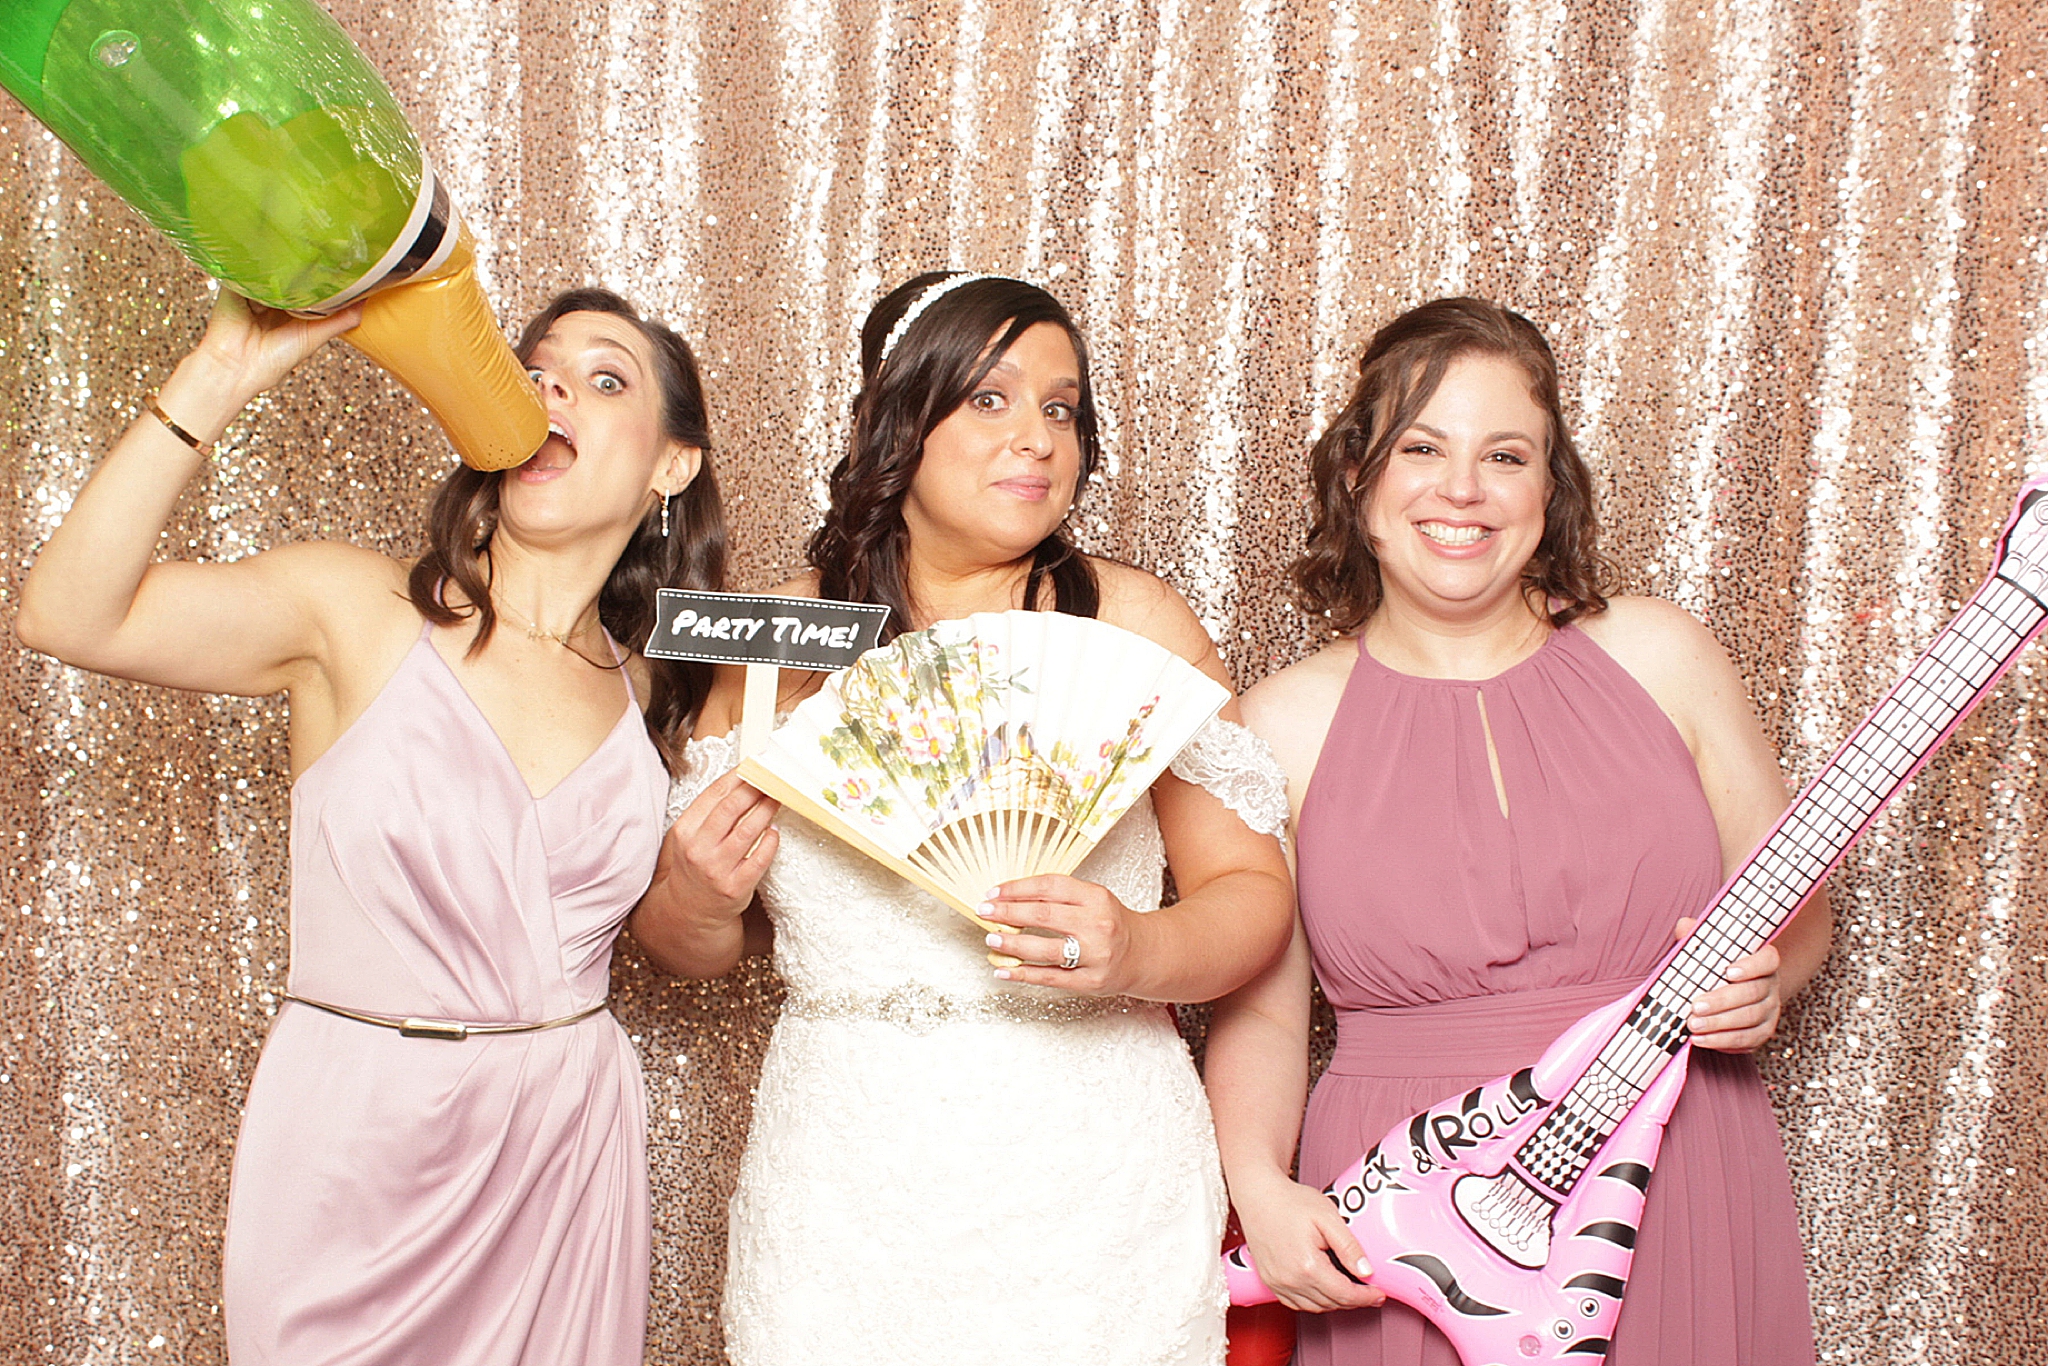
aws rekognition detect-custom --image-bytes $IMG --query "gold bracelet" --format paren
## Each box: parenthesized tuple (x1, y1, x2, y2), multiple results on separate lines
(143, 393, 214, 457)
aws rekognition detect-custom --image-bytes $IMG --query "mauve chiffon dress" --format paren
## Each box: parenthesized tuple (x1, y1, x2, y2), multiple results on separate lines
(1293, 625, 1814, 1366)
(220, 623, 667, 1365)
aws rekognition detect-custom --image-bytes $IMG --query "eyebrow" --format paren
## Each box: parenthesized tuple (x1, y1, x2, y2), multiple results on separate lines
(1408, 420, 1539, 445)
(984, 355, 1080, 389)
(538, 331, 645, 370)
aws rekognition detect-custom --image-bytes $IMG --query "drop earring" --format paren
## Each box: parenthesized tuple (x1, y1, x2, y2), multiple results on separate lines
(660, 493, 672, 539)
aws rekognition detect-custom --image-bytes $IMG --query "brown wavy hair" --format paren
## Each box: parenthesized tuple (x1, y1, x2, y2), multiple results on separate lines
(405, 287, 726, 767)
(1292, 296, 1608, 634)
(807, 272, 1102, 642)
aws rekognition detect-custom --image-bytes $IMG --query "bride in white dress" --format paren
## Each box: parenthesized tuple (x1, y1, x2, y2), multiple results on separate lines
(632, 272, 1295, 1365)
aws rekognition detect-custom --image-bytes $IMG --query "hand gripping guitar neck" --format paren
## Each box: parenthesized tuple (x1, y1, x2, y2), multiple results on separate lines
(1224, 478, 2048, 1364)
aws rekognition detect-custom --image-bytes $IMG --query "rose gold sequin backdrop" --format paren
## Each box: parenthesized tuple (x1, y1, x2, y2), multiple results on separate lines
(2, 0, 2045, 1360)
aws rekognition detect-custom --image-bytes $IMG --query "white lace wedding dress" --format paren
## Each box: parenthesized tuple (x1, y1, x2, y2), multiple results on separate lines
(674, 718, 1287, 1366)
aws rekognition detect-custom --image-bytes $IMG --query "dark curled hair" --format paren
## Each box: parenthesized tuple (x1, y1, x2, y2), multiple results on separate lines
(406, 287, 726, 768)
(808, 272, 1102, 642)
(1292, 296, 1608, 634)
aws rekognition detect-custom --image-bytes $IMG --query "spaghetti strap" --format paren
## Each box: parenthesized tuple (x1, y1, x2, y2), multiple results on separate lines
(603, 630, 639, 708)
(229, 584, 671, 1364)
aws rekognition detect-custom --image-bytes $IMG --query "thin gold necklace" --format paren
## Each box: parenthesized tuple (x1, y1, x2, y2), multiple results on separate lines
(493, 593, 592, 650)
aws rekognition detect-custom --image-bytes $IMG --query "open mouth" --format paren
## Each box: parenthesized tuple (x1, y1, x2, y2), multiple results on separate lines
(1418, 521, 1491, 547)
(522, 420, 577, 475)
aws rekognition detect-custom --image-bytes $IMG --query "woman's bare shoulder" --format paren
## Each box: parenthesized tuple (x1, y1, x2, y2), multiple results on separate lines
(763, 569, 822, 600)
(1577, 595, 1755, 752)
(1243, 640, 1357, 715)
(1241, 640, 1356, 768)
(1575, 595, 1730, 689)
(259, 542, 416, 637)
(1089, 559, 1222, 675)
(263, 539, 410, 592)
(1575, 594, 1709, 649)
(693, 663, 747, 737)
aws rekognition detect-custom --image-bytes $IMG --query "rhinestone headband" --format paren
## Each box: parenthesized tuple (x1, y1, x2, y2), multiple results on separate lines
(876, 272, 1009, 367)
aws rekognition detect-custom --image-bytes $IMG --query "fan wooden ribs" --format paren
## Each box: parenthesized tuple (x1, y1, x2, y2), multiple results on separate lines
(739, 611, 1229, 927)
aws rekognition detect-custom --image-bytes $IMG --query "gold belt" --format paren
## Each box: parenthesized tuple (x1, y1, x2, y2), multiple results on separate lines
(284, 994, 609, 1041)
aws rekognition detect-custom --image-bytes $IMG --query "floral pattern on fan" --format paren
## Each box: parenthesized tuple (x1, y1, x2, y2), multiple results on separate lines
(737, 611, 1230, 923)
(816, 622, 1170, 840)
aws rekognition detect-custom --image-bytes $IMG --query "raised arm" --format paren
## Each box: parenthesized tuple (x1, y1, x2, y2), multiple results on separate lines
(16, 291, 365, 696)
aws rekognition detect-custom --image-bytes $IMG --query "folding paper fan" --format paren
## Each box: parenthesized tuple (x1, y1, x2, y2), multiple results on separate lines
(736, 610, 1230, 927)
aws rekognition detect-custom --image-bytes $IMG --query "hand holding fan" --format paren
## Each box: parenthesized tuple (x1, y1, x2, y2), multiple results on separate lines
(736, 610, 1230, 929)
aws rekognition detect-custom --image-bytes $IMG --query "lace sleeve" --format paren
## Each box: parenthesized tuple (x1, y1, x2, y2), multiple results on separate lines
(667, 731, 741, 826)
(1168, 717, 1290, 840)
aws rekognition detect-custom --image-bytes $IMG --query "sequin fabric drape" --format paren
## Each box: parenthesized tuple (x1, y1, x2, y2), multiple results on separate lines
(3, 1, 2044, 1360)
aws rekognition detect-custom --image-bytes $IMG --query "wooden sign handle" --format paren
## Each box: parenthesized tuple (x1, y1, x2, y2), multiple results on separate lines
(738, 662, 780, 759)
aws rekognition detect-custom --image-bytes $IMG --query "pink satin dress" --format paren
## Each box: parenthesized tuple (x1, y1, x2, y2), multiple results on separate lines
(221, 622, 667, 1365)
(1293, 626, 1814, 1366)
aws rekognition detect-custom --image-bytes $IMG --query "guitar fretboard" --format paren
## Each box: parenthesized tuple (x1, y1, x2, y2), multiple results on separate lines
(1514, 569, 2048, 1198)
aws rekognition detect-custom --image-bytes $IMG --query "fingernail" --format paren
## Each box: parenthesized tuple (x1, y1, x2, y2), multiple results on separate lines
(985, 932, 1003, 949)
(984, 887, 1003, 901)
(977, 903, 997, 921)
(992, 968, 1012, 981)
(1355, 1258, 1372, 1277)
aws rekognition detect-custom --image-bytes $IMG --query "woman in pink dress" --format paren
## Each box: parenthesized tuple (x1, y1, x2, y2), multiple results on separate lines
(17, 284, 723, 1363)
(1205, 297, 1831, 1366)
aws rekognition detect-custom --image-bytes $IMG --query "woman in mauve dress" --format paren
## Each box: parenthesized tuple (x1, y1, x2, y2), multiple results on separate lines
(1204, 297, 1830, 1366)
(17, 284, 724, 1364)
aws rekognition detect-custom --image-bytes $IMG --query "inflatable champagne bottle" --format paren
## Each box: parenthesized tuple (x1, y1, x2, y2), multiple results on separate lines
(0, 0, 545, 470)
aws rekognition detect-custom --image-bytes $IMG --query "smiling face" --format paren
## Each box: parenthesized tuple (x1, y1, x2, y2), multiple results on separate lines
(502, 310, 699, 543)
(1365, 351, 1553, 623)
(901, 320, 1084, 569)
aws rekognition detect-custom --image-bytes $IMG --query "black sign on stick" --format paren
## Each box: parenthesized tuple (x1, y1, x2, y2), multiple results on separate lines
(646, 590, 890, 670)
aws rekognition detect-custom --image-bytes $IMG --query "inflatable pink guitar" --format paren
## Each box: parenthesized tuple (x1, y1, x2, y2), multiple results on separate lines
(1225, 478, 2048, 1364)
